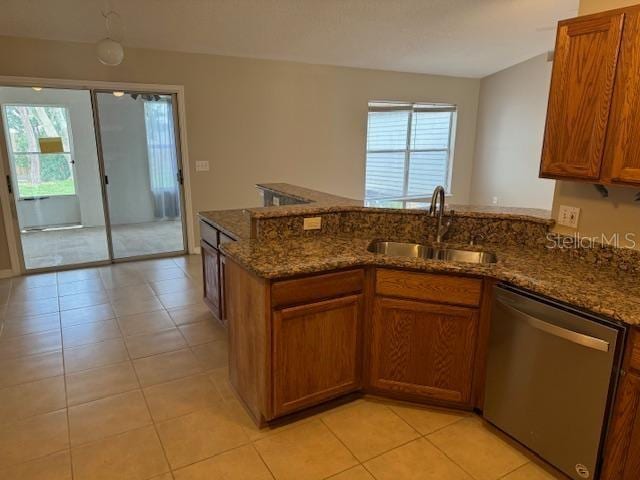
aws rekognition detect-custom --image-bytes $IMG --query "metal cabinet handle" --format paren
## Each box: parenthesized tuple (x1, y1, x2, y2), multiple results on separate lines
(497, 299, 610, 352)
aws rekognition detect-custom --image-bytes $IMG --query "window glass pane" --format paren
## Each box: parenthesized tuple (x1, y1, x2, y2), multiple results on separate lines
(366, 110, 409, 151)
(14, 153, 76, 197)
(365, 151, 405, 199)
(4, 105, 71, 153)
(407, 151, 448, 197)
(411, 111, 451, 150)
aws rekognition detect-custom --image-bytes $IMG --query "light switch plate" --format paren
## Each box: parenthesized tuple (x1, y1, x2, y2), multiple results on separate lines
(195, 161, 209, 172)
(303, 217, 322, 230)
(273, 196, 280, 206)
(557, 205, 580, 229)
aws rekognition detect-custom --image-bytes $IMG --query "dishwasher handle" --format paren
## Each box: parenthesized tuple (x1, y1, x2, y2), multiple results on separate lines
(497, 297, 610, 352)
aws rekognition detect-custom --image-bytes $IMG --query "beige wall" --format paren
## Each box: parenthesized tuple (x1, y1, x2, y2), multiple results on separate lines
(0, 35, 481, 268)
(551, 0, 640, 246)
(470, 54, 556, 209)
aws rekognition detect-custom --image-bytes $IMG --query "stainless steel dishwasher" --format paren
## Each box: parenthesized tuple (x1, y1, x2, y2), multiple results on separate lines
(484, 285, 626, 480)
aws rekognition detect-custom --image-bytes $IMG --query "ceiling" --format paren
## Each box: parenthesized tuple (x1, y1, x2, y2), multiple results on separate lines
(0, 0, 579, 77)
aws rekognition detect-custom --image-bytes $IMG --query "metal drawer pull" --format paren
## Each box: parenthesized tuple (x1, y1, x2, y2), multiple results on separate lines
(498, 300, 610, 352)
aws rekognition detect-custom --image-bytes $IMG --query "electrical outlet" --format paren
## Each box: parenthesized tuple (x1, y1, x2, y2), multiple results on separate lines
(492, 196, 498, 205)
(195, 161, 209, 172)
(557, 205, 580, 229)
(303, 217, 322, 230)
(272, 196, 280, 206)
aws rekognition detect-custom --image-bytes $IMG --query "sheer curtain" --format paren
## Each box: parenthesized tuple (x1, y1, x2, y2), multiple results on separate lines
(143, 100, 180, 219)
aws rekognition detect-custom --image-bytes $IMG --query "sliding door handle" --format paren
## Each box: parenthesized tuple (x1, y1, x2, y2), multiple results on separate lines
(497, 299, 610, 352)
(6, 175, 12, 194)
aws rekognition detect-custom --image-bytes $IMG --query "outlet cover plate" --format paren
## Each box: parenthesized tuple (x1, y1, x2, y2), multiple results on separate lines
(303, 217, 322, 230)
(558, 205, 580, 229)
(195, 161, 210, 172)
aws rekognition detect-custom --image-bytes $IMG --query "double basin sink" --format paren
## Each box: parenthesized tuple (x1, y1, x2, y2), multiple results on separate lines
(368, 241, 497, 264)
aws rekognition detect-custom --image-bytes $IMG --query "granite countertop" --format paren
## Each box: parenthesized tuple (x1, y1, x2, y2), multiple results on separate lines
(199, 209, 252, 240)
(221, 235, 640, 326)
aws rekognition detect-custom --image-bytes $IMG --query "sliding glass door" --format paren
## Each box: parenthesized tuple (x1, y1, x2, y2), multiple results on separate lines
(94, 91, 186, 260)
(0, 86, 109, 270)
(0, 86, 187, 272)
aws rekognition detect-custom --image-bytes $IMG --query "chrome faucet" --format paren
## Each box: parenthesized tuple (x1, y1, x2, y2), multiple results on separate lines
(429, 185, 451, 243)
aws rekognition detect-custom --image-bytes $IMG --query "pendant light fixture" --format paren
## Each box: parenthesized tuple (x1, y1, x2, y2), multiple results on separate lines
(97, 1, 124, 66)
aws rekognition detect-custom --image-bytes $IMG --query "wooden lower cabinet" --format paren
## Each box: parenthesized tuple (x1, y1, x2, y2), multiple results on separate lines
(601, 330, 640, 480)
(272, 294, 363, 416)
(201, 241, 221, 319)
(368, 296, 479, 406)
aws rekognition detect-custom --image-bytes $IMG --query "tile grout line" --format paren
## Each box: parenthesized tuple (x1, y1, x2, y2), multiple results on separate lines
(423, 434, 479, 480)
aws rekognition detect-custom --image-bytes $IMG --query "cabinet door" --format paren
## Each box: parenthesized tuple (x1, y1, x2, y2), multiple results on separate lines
(219, 253, 227, 324)
(201, 241, 221, 319)
(272, 294, 362, 416)
(540, 12, 624, 180)
(602, 10, 640, 185)
(369, 297, 478, 405)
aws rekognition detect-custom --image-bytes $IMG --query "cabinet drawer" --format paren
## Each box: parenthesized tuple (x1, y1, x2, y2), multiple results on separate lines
(271, 269, 364, 309)
(220, 233, 236, 244)
(375, 269, 482, 307)
(200, 220, 219, 248)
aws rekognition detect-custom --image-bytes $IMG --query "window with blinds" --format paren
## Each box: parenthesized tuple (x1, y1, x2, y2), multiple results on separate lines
(365, 102, 456, 203)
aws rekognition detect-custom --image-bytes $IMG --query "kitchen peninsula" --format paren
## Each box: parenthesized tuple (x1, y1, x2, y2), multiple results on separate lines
(200, 183, 640, 480)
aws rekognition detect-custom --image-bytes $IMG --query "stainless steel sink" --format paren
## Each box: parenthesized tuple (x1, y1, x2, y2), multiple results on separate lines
(367, 241, 497, 264)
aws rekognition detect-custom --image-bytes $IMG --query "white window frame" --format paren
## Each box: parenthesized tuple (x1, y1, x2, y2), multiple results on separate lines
(1, 103, 77, 200)
(364, 101, 457, 202)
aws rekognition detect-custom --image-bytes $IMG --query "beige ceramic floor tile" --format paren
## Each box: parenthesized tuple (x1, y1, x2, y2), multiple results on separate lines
(62, 319, 122, 348)
(389, 403, 468, 435)
(501, 462, 567, 480)
(66, 361, 139, 406)
(68, 390, 152, 446)
(0, 409, 68, 468)
(2, 297, 59, 320)
(63, 338, 129, 374)
(150, 277, 198, 295)
(117, 310, 175, 337)
(321, 400, 419, 461)
(254, 419, 358, 480)
(0, 351, 64, 388)
(0, 376, 66, 424)
(427, 416, 529, 480)
(209, 367, 236, 401)
(168, 303, 213, 326)
(143, 373, 221, 422)
(156, 404, 250, 469)
(191, 340, 228, 370)
(124, 328, 187, 359)
(57, 278, 104, 297)
(57, 268, 100, 284)
(59, 291, 110, 311)
(106, 284, 156, 301)
(364, 437, 472, 480)
(0, 329, 62, 360)
(158, 289, 202, 309)
(173, 444, 273, 480)
(143, 267, 187, 282)
(111, 296, 164, 317)
(133, 348, 203, 387)
(60, 303, 115, 327)
(9, 284, 58, 302)
(11, 272, 57, 290)
(0, 450, 72, 480)
(1, 312, 60, 338)
(178, 320, 226, 346)
(71, 425, 169, 480)
(328, 465, 375, 480)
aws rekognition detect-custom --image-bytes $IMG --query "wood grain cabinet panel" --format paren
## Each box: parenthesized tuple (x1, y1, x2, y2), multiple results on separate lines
(272, 294, 363, 416)
(368, 297, 478, 405)
(540, 12, 624, 180)
(602, 9, 640, 185)
(201, 240, 221, 319)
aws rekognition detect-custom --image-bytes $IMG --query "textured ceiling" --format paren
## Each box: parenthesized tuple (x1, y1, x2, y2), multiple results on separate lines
(0, 0, 579, 77)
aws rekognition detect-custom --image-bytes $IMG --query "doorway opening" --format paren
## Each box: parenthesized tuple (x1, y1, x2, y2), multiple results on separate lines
(0, 84, 189, 272)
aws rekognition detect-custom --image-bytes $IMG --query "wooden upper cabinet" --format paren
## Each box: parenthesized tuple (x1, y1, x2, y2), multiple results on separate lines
(602, 9, 640, 185)
(540, 11, 624, 180)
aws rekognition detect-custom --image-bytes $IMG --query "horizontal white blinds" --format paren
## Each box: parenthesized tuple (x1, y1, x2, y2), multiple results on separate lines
(365, 103, 455, 201)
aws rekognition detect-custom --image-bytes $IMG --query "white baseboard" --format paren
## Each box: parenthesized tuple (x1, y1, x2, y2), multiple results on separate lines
(0, 269, 15, 279)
